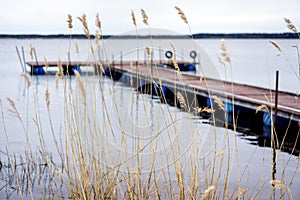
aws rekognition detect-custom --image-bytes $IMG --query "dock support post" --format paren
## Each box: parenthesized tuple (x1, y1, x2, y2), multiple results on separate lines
(271, 70, 279, 197)
(274, 70, 279, 128)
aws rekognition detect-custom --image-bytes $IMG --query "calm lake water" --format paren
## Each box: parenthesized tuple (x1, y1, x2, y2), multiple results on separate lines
(0, 38, 299, 199)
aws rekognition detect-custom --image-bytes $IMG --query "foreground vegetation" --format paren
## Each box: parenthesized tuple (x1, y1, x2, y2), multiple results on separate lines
(0, 8, 299, 200)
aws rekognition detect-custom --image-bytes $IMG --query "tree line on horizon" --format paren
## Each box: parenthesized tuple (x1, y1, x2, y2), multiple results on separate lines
(0, 32, 298, 39)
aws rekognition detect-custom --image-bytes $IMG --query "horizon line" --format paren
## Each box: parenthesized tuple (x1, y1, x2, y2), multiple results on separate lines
(0, 32, 298, 39)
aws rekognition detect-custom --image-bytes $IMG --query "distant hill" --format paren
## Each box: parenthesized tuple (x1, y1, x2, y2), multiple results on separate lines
(0, 33, 299, 39)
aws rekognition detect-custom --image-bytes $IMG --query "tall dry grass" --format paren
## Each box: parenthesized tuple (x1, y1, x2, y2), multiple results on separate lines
(0, 12, 299, 200)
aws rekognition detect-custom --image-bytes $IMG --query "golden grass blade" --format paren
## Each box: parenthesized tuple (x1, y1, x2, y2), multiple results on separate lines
(269, 40, 282, 52)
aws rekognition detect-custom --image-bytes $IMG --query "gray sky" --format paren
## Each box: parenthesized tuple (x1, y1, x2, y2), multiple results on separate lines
(1, 0, 299, 34)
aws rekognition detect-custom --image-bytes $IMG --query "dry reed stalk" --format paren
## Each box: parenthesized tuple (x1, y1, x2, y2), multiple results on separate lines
(21, 73, 31, 88)
(190, 163, 199, 199)
(140, 9, 148, 25)
(44, 57, 49, 72)
(95, 30, 100, 46)
(95, 13, 101, 29)
(284, 18, 298, 33)
(212, 96, 224, 110)
(77, 14, 90, 39)
(269, 40, 282, 53)
(74, 70, 87, 103)
(57, 59, 64, 78)
(177, 91, 186, 108)
(7, 97, 21, 120)
(131, 10, 137, 26)
(45, 89, 50, 108)
(67, 14, 73, 29)
(193, 107, 214, 114)
(200, 185, 215, 200)
(170, 43, 181, 79)
(29, 44, 34, 60)
(55, 72, 59, 90)
(174, 6, 188, 24)
(74, 39, 79, 54)
(175, 163, 185, 200)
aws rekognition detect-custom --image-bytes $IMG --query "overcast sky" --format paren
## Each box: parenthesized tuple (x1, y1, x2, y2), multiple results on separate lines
(0, 0, 299, 35)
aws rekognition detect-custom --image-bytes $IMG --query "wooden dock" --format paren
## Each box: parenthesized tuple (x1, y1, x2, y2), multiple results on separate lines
(26, 60, 300, 121)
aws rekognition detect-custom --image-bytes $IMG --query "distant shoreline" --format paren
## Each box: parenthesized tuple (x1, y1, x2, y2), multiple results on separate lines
(0, 32, 298, 39)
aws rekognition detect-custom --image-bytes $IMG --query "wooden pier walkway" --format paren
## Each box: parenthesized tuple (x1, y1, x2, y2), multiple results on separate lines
(26, 60, 300, 120)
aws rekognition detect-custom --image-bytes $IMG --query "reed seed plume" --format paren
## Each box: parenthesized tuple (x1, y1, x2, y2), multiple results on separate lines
(193, 107, 214, 114)
(57, 59, 64, 79)
(29, 44, 34, 60)
(74, 39, 79, 54)
(21, 73, 31, 88)
(212, 95, 224, 110)
(95, 13, 101, 29)
(140, 9, 148, 25)
(175, 6, 188, 24)
(95, 30, 100, 48)
(177, 91, 186, 108)
(7, 97, 21, 119)
(131, 10, 137, 26)
(45, 89, 50, 108)
(74, 70, 87, 100)
(44, 57, 49, 72)
(55, 72, 59, 90)
(219, 39, 231, 63)
(77, 14, 90, 39)
(284, 18, 298, 33)
(67, 14, 73, 29)
(145, 46, 150, 57)
(269, 40, 282, 52)
(170, 43, 179, 71)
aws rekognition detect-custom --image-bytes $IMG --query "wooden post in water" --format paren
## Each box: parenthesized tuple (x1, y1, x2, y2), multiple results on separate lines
(274, 70, 279, 128)
(271, 70, 279, 196)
